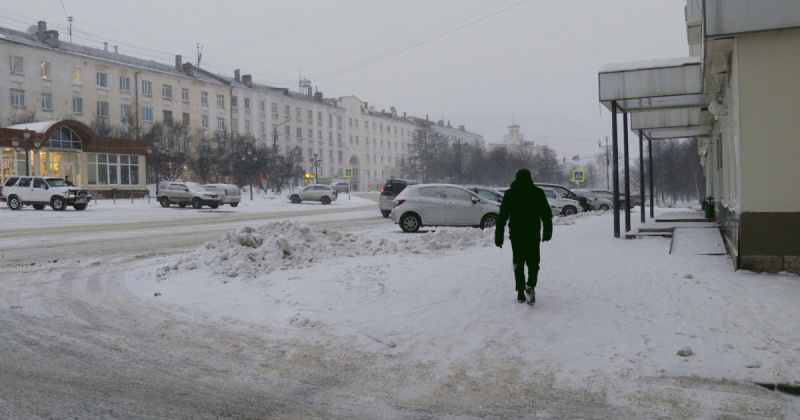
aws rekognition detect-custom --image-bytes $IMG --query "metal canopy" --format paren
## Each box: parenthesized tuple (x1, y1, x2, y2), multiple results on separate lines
(598, 57, 716, 114)
(631, 108, 713, 140)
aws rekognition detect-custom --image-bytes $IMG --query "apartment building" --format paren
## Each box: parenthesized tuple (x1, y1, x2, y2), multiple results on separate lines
(2, 21, 482, 194)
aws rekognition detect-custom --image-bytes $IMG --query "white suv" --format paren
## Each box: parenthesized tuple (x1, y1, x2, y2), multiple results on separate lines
(3, 176, 91, 211)
(204, 184, 241, 207)
(288, 184, 338, 204)
(391, 184, 499, 232)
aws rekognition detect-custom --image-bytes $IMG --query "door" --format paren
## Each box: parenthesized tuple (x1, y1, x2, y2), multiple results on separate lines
(442, 186, 480, 225)
(414, 186, 445, 225)
(31, 177, 50, 202)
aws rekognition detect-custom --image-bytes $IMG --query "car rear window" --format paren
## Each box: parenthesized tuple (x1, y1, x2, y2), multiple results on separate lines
(382, 181, 406, 196)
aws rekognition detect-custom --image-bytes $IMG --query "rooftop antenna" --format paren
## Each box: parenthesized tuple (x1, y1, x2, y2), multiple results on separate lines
(68, 16, 73, 44)
(196, 43, 203, 67)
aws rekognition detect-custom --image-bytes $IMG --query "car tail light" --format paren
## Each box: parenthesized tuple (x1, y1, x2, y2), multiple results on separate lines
(394, 199, 405, 207)
(380, 187, 385, 193)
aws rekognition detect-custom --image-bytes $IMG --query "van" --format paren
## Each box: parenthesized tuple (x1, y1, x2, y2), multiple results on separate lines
(379, 178, 419, 217)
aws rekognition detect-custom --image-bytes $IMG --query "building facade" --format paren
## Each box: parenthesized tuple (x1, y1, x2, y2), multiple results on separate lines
(2, 21, 482, 194)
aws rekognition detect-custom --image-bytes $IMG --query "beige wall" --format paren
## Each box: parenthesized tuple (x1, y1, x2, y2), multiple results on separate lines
(737, 28, 800, 212)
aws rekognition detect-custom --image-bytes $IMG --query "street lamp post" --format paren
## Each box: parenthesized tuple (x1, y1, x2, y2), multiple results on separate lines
(11, 129, 42, 176)
(309, 153, 322, 184)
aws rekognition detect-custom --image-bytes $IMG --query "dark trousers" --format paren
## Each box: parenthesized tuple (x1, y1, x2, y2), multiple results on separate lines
(510, 232, 541, 292)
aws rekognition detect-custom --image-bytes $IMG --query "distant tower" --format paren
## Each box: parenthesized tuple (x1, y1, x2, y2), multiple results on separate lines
(299, 78, 312, 96)
(503, 118, 526, 147)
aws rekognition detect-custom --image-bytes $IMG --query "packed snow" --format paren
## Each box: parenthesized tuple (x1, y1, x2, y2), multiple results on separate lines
(4, 189, 800, 417)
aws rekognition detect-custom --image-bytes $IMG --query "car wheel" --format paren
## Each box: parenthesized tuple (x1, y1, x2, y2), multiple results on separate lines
(230, 203, 239, 207)
(73, 203, 87, 211)
(192, 198, 203, 209)
(51, 196, 66, 211)
(290, 195, 301, 204)
(399, 213, 421, 233)
(321, 196, 331, 205)
(599, 204, 610, 211)
(160, 197, 171, 208)
(209, 203, 219, 209)
(8, 196, 22, 210)
(381, 210, 391, 218)
(562, 206, 577, 216)
(480, 213, 498, 230)
(33, 204, 45, 210)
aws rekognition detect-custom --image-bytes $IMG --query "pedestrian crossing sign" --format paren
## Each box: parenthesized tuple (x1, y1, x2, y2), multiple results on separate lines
(344, 167, 354, 178)
(572, 170, 585, 183)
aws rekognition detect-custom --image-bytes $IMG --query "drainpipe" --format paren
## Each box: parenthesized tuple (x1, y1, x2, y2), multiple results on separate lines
(134, 71, 141, 138)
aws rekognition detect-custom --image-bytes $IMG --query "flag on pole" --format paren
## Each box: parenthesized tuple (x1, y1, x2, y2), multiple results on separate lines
(572, 154, 580, 161)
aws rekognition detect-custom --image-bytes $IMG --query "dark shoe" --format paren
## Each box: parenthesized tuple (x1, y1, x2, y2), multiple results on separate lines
(526, 287, 535, 305)
(517, 292, 526, 303)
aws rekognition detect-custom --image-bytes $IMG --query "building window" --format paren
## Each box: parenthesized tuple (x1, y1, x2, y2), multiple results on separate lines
(244, 97, 250, 110)
(182, 112, 190, 127)
(162, 84, 172, 99)
(308, 128, 313, 138)
(96, 72, 108, 88)
(181, 88, 189, 102)
(262, 122, 267, 134)
(201, 91, 209, 106)
(40, 61, 50, 79)
(231, 95, 238, 108)
(284, 105, 290, 117)
(296, 107, 302, 119)
(308, 110, 313, 121)
(120, 104, 131, 121)
(217, 117, 226, 131)
(297, 127, 302, 138)
(163, 110, 173, 124)
(216, 94, 225, 108)
(87, 154, 139, 186)
(142, 80, 152, 96)
(142, 106, 153, 122)
(271, 102, 278, 115)
(119, 76, 130, 92)
(97, 101, 109, 117)
(41, 93, 52, 111)
(202, 115, 209, 129)
(284, 125, 291, 135)
(72, 68, 81, 84)
(73, 97, 83, 114)
(10, 88, 25, 107)
(260, 100, 266, 112)
(9, 55, 23, 73)
(245, 120, 251, 132)
(232, 119, 238, 131)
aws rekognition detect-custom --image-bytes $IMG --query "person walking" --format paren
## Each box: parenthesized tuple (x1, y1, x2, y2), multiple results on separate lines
(495, 169, 553, 304)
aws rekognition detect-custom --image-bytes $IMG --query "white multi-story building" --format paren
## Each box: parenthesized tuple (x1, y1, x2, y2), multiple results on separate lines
(1, 21, 482, 193)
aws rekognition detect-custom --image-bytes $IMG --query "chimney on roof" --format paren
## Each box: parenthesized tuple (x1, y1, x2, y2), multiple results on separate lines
(234, 69, 241, 83)
(314, 91, 323, 102)
(182, 62, 193, 76)
(43, 30, 59, 48)
(114, 45, 118, 54)
(459, 125, 465, 131)
(242, 74, 252, 87)
(175, 55, 182, 72)
(37, 21, 46, 41)
(104, 42, 108, 51)
(437, 120, 444, 127)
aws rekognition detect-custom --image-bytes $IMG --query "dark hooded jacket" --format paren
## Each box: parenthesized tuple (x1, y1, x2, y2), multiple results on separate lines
(496, 173, 553, 241)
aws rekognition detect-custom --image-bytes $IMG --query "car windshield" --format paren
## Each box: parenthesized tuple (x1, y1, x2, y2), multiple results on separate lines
(45, 178, 70, 187)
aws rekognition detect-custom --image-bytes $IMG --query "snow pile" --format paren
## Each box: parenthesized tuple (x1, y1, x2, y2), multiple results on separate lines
(158, 221, 495, 279)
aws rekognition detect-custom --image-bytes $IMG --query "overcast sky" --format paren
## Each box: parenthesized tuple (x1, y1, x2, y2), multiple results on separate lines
(3, 0, 689, 166)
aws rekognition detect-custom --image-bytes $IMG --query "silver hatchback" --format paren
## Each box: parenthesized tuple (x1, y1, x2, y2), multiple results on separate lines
(391, 184, 499, 232)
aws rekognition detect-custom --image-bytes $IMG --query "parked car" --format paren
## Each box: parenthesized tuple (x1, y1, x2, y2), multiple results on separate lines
(574, 189, 612, 211)
(590, 189, 637, 209)
(540, 187, 582, 216)
(204, 183, 241, 207)
(536, 182, 590, 212)
(157, 181, 222, 209)
(379, 178, 419, 217)
(464, 185, 504, 204)
(288, 184, 338, 204)
(391, 184, 500, 232)
(3, 176, 92, 211)
(330, 181, 351, 193)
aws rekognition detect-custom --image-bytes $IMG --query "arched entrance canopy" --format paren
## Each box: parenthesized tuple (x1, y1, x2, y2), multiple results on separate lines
(8, 119, 96, 149)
